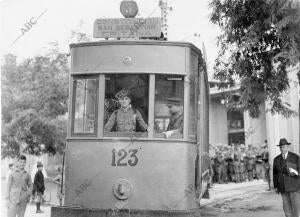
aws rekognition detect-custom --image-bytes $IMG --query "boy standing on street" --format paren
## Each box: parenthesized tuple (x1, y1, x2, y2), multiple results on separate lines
(34, 161, 45, 213)
(6, 155, 32, 217)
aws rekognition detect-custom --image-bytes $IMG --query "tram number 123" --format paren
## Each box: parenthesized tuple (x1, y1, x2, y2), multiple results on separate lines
(111, 148, 138, 167)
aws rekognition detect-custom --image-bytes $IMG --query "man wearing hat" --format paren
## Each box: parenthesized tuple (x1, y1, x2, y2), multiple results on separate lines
(163, 97, 183, 138)
(273, 138, 300, 217)
(33, 162, 45, 213)
(104, 89, 148, 132)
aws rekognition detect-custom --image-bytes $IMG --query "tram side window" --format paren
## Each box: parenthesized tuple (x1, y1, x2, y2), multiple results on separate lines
(72, 77, 98, 135)
(154, 75, 184, 139)
(104, 74, 149, 137)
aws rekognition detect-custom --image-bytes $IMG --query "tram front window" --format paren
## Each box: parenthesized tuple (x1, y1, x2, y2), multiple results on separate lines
(72, 77, 98, 135)
(104, 74, 149, 137)
(154, 75, 184, 139)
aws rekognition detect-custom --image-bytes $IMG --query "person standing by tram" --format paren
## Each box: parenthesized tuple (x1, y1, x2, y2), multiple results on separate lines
(52, 166, 63, 206)
(261, 140, 271, 191)
(6, 155, 32, 217)
(273, 138, 300, 217)
(163, 97, 183, 138)
(104, 89, 148, 132)
(33, 162, 45, 213)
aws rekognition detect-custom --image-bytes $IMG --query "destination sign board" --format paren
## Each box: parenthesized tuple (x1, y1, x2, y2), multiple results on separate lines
(93, 17, 162, 38)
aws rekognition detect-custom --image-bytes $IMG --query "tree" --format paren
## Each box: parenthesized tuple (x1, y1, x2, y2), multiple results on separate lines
(1, 50, 69, 158)
(210, 0, 300, 117)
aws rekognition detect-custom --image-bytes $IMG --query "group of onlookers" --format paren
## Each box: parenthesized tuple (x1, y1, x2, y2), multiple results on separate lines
(209, 138, 300, 217)
(209, 141, 270, 188)
(5, 155, 63, 217)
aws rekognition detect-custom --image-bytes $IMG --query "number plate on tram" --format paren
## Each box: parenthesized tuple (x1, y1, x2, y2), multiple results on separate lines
(111, 148, 139, 166)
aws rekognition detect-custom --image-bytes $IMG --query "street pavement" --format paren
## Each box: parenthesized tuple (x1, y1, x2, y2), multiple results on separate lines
(1, 179, 284, 217)
(200, 179, 269, 207)
(200, 180, 285, 216)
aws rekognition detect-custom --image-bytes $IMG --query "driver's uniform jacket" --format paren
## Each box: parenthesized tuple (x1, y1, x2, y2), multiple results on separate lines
(104, 107, 147, 132)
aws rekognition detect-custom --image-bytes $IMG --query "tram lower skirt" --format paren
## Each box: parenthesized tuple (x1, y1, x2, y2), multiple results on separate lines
(51, 206, 201, 217)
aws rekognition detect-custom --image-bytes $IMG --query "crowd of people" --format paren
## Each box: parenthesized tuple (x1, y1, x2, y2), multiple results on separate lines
(209, 141, 270, 189)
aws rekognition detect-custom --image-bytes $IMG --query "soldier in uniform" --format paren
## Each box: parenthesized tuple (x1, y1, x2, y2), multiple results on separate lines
(104, 89, 148, 132)
(234, 156, 241, 183)
(220, 156, 229, 184)
(240, 146, 247, 182)
(163, 97, 183, 138)
(213, 154, 221, 183)
(6, 155, 32, 217)
(227, 156, 235, 182)
(245, 154, 255, 181)
(261, 141, 271, 191)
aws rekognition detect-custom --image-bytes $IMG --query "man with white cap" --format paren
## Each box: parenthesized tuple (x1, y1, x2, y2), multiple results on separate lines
(273, 138, 300, 217)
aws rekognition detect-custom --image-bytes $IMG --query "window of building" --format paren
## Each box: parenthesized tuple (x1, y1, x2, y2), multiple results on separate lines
(227, 110, 244, 130)
(72, 77, 98, 135)
(104, 74, 149, 137)
(154, 75, 184, 139)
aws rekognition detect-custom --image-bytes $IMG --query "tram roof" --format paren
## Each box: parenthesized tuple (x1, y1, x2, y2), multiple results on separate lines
(70, 40, 202, 56)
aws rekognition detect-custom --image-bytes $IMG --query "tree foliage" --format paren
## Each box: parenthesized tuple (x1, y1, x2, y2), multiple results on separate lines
(1, 50, 69, 158)
(210, 0, 300, 117)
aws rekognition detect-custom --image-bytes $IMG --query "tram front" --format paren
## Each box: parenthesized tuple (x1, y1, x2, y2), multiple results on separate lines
(51, 4, 210, 217)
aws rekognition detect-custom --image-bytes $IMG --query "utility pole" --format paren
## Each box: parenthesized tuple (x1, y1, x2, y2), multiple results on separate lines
(159, 0, 172, 39)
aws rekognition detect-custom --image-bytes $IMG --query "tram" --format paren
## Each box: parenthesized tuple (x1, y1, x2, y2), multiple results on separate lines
(51, 2, 210, 217)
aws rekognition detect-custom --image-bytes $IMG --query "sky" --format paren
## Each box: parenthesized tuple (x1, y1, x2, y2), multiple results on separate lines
(0, 0, 221, 76)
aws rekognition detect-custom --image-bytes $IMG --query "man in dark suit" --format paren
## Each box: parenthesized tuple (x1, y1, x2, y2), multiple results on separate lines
(273, 138, 300, 217)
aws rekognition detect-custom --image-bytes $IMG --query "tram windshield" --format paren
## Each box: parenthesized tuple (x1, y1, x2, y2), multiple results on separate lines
(72, 77, 98, 135)
(154, 75, 184, 139)
(104, 74, 149, 137)
(71, 74, 189, 139)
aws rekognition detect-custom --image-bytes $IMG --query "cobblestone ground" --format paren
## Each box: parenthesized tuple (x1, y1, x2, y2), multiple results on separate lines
(2, 179, 285, 217)
(200, 191, 285, 217)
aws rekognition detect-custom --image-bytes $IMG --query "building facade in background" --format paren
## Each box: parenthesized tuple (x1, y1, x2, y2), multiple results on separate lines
(209, 65, 300, 160)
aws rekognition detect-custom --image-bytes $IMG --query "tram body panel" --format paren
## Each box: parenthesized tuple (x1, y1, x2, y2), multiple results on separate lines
(70, 41, 192, 75)
(52, 41, 209, 217)
(64, 140, 198, 210)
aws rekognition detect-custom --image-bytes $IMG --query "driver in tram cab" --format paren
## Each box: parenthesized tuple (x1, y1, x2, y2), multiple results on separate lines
(163, 97, 183, 138)
(104, 89, 148, 132)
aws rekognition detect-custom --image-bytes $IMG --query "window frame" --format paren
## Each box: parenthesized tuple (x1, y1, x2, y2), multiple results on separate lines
(71, 75, 99, 137)
(153, 74, 187, 140)
(69, 73, 197, 141)
(102, 73, 150, 138)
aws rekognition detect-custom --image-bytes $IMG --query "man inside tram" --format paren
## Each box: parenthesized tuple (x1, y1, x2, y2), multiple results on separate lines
(163, 97, 183, 138)
(104, 88, 148, 132)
